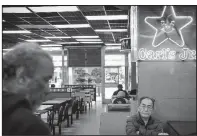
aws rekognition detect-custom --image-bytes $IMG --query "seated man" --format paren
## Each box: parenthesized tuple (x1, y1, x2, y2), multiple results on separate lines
(126, 96, 168, 135)
(111, 84, 130, 104)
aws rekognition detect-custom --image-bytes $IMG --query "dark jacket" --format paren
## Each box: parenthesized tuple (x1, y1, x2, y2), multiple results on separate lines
(2, 91, 51, 135)
(126, 113, 163, 135)
(113, 89, 130, 99)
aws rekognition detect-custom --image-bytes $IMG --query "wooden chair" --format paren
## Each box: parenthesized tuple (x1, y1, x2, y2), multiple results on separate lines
(51, 105, 65, 135)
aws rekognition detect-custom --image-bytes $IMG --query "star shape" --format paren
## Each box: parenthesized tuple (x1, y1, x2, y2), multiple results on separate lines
(145, 6, 193, 47)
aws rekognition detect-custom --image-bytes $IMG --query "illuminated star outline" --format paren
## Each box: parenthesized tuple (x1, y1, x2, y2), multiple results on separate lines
(144, 6, 193, 47)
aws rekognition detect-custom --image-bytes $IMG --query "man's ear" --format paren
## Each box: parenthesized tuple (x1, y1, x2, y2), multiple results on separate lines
(16, 67, 29, 85)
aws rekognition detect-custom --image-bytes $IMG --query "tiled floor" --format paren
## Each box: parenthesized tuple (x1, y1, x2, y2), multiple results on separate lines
(60, 101, 107, 135)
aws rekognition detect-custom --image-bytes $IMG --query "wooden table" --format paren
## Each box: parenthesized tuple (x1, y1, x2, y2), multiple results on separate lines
(35, 105, 53, 116)
(42, 99, 67, 105)
(37, 105, 53, 111)
(167, 121, 196, 135)
(53, 98, 72, 101)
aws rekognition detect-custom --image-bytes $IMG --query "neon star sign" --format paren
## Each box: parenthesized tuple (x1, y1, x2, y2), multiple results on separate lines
(145, 6, 193, 47)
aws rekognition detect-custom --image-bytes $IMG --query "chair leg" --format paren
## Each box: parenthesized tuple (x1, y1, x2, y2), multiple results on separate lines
(71, 115, 73, 124)
(52, 126, 55, 135)
(76, 110, 79, 119)
(59, 124, 61, 135)
(67, 116, 70, 127)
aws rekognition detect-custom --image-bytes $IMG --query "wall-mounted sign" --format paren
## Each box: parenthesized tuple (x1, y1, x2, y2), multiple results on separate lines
(144, 6, 193, 47)
(138, 48, 196, 60)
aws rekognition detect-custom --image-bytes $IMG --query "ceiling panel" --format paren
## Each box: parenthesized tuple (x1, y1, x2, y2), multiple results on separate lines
(2, 6, 130, 49)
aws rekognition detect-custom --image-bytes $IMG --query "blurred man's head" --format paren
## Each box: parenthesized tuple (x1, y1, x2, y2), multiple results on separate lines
(3, 42, 54, 111)
(117, 84, 123, 90)
(138, 96, 155, 119)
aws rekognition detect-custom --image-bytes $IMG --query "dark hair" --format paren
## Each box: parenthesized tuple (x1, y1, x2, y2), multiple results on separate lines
(139, 96, 155, 108)
(117, 84, 123, 88)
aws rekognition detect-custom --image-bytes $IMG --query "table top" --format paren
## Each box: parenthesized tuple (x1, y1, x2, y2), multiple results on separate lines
(53, 98, 72, 101)
(42, 99, 66, 105)
(37, 105, 53, 111)
(168, 121, 196, 135)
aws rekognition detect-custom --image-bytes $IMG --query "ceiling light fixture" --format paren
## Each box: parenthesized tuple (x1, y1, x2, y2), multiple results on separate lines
(105, 43, 121, 46)
(44, 36, 71, 39)
(80, 42, 103, 44)
(76, 39, 102, 42)
(54, 24, 90, 28)
(105, 46, 121, 50)
(58, 42, 79, 44)
(71, 36, 99, 38)
(29, 6, 79, 13)
(25, 39, 51, 42)
(40, 44, 62, 47)
(95, 29, 127, 32)
(86, 15, 128, 20)
(42, 47, 62, 51)
(3, 30, 31, 34)
(3, 7, 31, 13)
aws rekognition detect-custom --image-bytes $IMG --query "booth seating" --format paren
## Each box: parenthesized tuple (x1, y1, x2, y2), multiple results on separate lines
(99, 112, 130, 135)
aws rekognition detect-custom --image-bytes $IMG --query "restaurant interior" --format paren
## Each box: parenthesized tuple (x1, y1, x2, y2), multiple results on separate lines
(2, 5, 196, 135)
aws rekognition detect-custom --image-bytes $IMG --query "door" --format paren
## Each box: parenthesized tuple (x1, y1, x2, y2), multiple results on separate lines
(103, 66, 125, 104)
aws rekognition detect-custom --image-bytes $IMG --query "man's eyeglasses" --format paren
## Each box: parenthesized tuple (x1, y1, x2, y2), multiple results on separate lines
(140, 105, 153, 110)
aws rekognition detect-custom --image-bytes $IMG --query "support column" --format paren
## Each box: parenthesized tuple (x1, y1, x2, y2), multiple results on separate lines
(101, 46, 105, 104)
(125, 53, 129, 91)
(130, 6, 138, 116)
(62, 46, 65, 87)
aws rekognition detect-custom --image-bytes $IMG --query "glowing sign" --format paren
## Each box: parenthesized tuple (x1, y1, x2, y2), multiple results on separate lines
(138, 48, 196, 60)
(144, 6, 193, 47)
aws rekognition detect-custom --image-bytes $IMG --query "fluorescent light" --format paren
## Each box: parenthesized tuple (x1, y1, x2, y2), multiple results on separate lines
(3, 7, 31, 13)
(3, 48, 12, 51)
(40, 44, 62, 47)
(45, 36, 71, 39)
(76, 39, 102, 42)
(26, 39, 51, 42)
(105, 46, 121, 50)
(80, 42, 103, 44)
(58, 42, 79, 44)
(54, 24, 90, 28)
(71, 36, 99, 38)
(3, 30, 31, 34)
(95, 29, 127, 32)
(105, 43, 121, 46)
(86, 15, 128, 20)
(42, 47, 62, 51)
(29, 6, 79, 12)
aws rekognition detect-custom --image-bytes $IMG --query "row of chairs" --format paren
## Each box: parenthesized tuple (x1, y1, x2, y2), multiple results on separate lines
(44, 97, 87, 135)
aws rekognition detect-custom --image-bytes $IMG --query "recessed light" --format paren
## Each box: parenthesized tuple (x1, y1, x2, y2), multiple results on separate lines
(76, 39, 102, 42)
(3, 30, 31, 34)
(25, 39, 51, 42)
(29, 6, 79, 13)
(86, 15, 128, 20)
(44, 36, 71, 39)
(105, 46, 121, 50)
(71, 36, 99, 38)
(54, 24, 90, 28)
(105, 43, 121, 46)
(40, 44, 62, 47)
(95, 29, 127, 32)
(3, 7, 31, 13)
(80, 42, 103, 44)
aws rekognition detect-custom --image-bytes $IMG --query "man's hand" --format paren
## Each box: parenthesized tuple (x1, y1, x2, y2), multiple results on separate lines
(136, 131, 139, 135)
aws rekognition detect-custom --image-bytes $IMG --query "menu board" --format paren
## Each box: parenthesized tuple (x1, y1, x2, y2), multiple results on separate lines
(68, 48, 101, 67)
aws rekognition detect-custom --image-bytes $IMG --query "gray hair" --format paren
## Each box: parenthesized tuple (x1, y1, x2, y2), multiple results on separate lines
(3, 42, 53, 79)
